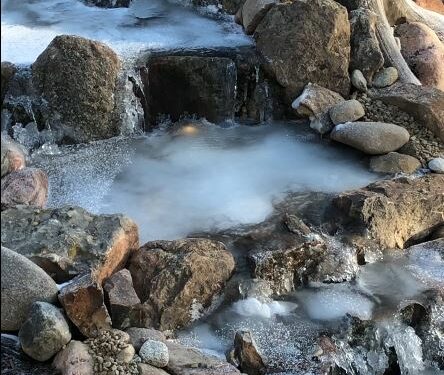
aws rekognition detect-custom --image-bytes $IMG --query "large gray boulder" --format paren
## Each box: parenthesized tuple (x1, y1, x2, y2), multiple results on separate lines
(349, 8, 384, 84)
(32, 35, 121, 143)
(241, 0, 276, 35)
(1, 247, 58, 331)
(1, 205, 139, 283)
(53, 341, 94, 375)
(18, 302, 71, 361)
(330, 122, 410, 155)
(255, 0, 350, 101)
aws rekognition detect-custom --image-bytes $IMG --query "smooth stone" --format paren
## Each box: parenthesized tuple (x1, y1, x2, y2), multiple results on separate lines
(330, 122, 410, 155)
(428, 158, 444, 173)
(53, 340, 94, 375)
(351, 69, 368, 92)
(18, 302, 71, 361)
(370, 152, 421, 174)
(126, 328, 166, 352)
(1, 246, 58, 331)
(329, 99, 365, 125)
(373, 67, 399, 88)
(139, 340, 169, 368)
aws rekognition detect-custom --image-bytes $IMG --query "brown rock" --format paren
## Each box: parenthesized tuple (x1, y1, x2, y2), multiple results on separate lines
(242, 0, 276, 35)
(369, 152, 421, 173)
(58, 274, 112, 337)
(166, 341, 241, 375)
(329, 99, 365, 125)
(1, 205, 139, 283)
(255, 0, 350, 101)
(138, 363, 170, 375)
(126, 327, 166, 351)
(32, 35, 121, 143)
(349, 8, 384, 84)
(395, 22, 444, 90)
(128, 239, 235, 331)
(291, 83, 344, 134)
(1, 168, 48, 210)
(373, 83, 444, 142)
(233, 331, 265, 375)
(414, 0, 444, 15)
(332, 174, 444, 248)
(1, 134, 26, 177)
(53, 340, 94, 375)
(104, 269, 141, 330)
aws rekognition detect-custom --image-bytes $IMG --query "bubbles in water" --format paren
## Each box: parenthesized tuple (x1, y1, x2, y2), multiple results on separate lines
(231, 297, 297, 319)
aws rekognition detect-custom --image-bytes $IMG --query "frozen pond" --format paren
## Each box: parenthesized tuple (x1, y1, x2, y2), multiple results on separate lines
(1, 0, 251, 64)
(33, 121, 377, 243)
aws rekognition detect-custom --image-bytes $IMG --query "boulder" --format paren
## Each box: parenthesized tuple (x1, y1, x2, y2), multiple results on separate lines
(241, 0, 276, 35)
(1, 134, 26, 177)
(1, 205, 139, 283)
(166, 341, 241, 375)
(428, 157, 444, 173)
(1, 62, 17, 104)
(1, 246, 58, 331)
(32, 35, 121, 143)
(58, 274, 112, 337)
(373, 83, 444, 141)
(369, 152, 421, 173)
(373, 67, 399, 88)
(291, 83, 344, 134)
(139, 340, 169, 368)
(145, 56, 236, 125)
(104, 269, 141, 330)
(430, 224, 444, 240)
(413, 0, 444, 15)
(126, 327, 166, 351)
(351, 69, 368, 92)
(395, 22, 444, 90)
(232, 331, 266, 375)
(1, 167, 48, 209)
(332, 174, 444, 248)
(349, 8, 384, 84)
(18, 302, 71, 361)
(329, 99, 365, 125)
(255, 0, 350, 101)
(128, 239, 235, 331)
(53, 340, 94, 375)
(330, 122, 410, 155)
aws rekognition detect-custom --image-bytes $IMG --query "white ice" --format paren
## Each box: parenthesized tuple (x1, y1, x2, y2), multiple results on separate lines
(1, 0, 251, 64)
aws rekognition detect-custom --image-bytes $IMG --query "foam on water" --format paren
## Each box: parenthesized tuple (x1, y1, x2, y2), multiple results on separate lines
(231, 297, 297, 319)
(33, 122, 376, 242)
(1, 0, 251, 64)
(295, 284, 375, 321)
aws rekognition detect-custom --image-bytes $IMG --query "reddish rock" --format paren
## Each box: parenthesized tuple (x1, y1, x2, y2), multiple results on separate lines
(1, 134, 26, 177)
(232, 331, 266, 375)
(58, 274, 112, 337)
(104, 269, 141, 330)
(395, 22, 444, 90)
(1, 168, 47, 209)
(414, 0, 444, 15)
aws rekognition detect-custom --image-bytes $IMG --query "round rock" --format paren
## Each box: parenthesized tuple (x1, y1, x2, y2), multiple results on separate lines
(1, 246, 58, 331)
(19, 301, 72, 361)
(373, 67, 399, 88)
(370, 152, 421, 174)
(428, 157, 444, 173)
(139, 340, 169, 368)
(330, 122, 410, 155)
(329, 99, 365, 125)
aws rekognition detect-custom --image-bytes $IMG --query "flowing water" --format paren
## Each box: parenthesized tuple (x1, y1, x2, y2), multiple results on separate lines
(1, 0, 251, 64)
(3, 2, 444, 374)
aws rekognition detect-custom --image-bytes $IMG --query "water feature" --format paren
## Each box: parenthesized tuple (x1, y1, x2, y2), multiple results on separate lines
(1, 0, 251, 64)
